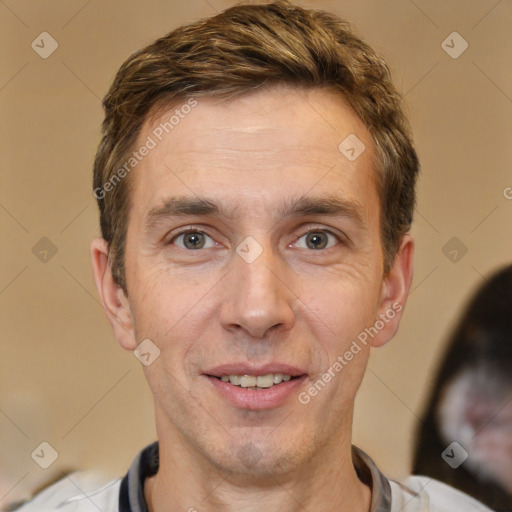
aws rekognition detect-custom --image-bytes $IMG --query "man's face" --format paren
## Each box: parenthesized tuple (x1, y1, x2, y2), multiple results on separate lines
(95, 85, 411, 476)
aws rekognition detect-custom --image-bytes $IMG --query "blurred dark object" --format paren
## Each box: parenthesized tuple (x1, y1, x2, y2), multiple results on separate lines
(413, 264, 512, 512)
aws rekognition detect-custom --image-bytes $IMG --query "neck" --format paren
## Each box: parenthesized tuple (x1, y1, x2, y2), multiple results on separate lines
(144, 419, 371, 512)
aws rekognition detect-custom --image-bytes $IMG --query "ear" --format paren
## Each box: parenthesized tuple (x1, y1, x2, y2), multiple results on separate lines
(371, 233, 414, 348)
(90, 237, 137, 351)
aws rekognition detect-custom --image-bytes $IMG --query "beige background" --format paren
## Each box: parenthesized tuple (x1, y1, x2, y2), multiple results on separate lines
(1, 0, 511, 508)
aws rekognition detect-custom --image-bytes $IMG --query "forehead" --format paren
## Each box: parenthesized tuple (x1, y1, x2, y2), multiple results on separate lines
(131, 85, 379, 217)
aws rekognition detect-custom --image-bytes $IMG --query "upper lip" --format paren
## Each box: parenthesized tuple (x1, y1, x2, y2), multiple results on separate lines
(204, 363, 307, 378)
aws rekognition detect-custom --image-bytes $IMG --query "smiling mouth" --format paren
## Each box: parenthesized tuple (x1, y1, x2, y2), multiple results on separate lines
(209, 373, 300, 390)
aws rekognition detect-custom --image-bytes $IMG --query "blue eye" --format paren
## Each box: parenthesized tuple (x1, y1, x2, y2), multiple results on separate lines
(169, 228, 342, 251)
(295, 230, 340, 250)
(171, 230, 216, 250)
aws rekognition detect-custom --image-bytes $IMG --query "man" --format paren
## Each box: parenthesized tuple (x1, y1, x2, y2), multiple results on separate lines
(15, 1, 491, 511)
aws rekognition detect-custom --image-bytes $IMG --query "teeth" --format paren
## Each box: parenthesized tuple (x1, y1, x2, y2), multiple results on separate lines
(218, 373, 294, 388)
(240, 375, 256, 388)
(273, 373, 284, 384)
(229, 375, 242, 385)
(256, 375, 274, 388)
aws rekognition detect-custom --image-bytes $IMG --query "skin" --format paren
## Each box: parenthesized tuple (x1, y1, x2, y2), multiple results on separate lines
(91, 84, 414, 512)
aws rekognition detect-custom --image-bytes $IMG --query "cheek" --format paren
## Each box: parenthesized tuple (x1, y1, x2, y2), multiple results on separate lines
(292, 274, 379, 403)
(130, 260, 211, 332)
(298, 267, 381, 340)
(131, 268, 223, 374)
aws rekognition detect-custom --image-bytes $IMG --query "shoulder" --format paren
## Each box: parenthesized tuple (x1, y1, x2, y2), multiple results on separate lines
(13, 472, 121, 512)
(390, 474, 493, 512)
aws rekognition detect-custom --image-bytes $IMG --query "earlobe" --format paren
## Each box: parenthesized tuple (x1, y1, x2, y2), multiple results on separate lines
(90, 237, 137, 351)
(371, 234, 414, 348)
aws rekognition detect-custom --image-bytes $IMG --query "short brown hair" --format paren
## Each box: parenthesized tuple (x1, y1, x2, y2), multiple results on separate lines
(93, 0, 419, 293)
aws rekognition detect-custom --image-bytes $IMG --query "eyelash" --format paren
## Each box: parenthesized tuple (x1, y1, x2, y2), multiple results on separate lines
(168, 225, 345, 250)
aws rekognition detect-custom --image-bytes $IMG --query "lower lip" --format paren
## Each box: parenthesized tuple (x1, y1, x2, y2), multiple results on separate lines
(205, 375, 307, 410)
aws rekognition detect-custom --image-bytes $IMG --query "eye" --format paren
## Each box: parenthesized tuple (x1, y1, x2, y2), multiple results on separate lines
(170, 229, 216, 250)
(294, 230, 341, 250)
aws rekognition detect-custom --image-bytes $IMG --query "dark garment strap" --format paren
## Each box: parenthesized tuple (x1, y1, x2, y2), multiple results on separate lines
(352, 445, 392, 512)
(119, 441, 159, 512)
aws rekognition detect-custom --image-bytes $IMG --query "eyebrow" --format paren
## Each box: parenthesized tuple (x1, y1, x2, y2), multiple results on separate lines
(144, 194, 366, 230)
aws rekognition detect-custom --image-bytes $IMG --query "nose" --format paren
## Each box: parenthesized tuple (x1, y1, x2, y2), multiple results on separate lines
(220, 240, 296, 339)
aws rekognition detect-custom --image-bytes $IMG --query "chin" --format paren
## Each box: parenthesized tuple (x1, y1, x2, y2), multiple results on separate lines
(205, 429, 314, 478)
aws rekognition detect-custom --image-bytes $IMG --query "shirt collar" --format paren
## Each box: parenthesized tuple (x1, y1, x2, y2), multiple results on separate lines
(119, 441, 392, 512)
(119, 440, 159, 512)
